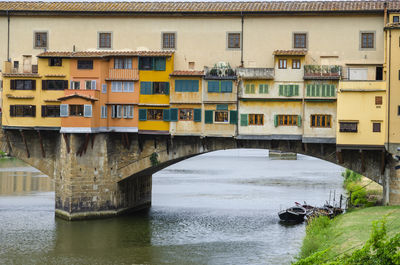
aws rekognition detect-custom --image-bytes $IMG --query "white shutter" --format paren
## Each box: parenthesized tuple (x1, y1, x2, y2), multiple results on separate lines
(101, 106, 107, 118)
(128, 105, 134, 118)
(123, 106, 127, 118)
(84, 104, 92, 117)
(70, 81, 73, 90)
(60, 104, 69, 117)
(91, 80, 97, 90)
(111, 105, 116, 118)
(116, 105, 121, 118)
(102, 84, 107, 94)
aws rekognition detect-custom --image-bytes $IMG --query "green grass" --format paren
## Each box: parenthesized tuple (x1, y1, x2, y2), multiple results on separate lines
(298, 206, 400, 261)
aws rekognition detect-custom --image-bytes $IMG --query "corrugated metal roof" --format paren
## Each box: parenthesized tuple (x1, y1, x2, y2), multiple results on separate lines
(273, 49, 308, 56)
(0, 1, 398, 14)
(38, 50, 174, 58)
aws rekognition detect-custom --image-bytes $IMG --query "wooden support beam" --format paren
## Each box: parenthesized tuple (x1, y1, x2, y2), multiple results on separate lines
(37, 130, 45, 158)
(5, 131, 12, 155)
(304, 143, 308, 153)
(19, 130, 30, 158)
(138, 135, 143, 152)
(166, 138, 170, 155)
(154, 137, 157, 149)
(82, 133, 90, 155)
(91, 134, 96, 149)
(320, 144, 324, 156)
(380, 150, 386, 175)
(125, 133, 130, 149)
(63, 133, 70, 154)
(336, 151, 343, 164)
(121, 133, 126, 148)
(360, 150, 365, 172)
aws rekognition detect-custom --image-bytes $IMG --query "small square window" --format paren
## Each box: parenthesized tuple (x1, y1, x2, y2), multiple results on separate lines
(77, 60, 93, 70)
(162, 33, 176, 49)
(278, 59, 287, 69)
(13, 61, 19, 69)
(293, 33, 307, 49)
(292, 59, 301, 69)
(372, 122, 381, 133)
(394, 16, 399, 23)
(34, 32, 48, 49)
(227, 33, 241, 49)
(375, 96, 382, 105)
(361, 32, 374, 49)
(98, 32, 112, 49)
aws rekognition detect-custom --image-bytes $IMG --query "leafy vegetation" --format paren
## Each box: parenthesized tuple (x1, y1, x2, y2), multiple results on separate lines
(342, 169, 379, 207)
(150, 152, 159, 167)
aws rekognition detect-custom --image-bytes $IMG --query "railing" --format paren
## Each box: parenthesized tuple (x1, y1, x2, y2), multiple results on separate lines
(304, 65, 342, 79)
(236, 67, 274, 80)
(107, 68, 139, 81)
(204, 64, 237, 80)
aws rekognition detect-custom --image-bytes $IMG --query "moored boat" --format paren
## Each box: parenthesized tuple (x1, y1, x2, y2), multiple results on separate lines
(278, 206, 306, 222)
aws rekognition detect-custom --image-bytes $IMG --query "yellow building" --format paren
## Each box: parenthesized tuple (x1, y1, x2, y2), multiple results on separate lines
(169, 71, 203, 136)
(1, 57, 69, 129)
(337, 81, 386, 148)
(138, 53, 174, 134)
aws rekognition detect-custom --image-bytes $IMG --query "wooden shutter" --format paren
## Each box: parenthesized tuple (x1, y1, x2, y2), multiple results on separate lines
(274, 115, 278, 127)
(31, 80, 36, 90)
(41, 105, 46, 117)
(84, 105, 92, 117)
(63, 80, 68, 90)
(240, 114, 248, 126)
(42, 80, 47, 90)
(250, 84, 255, 94)
(154, 57, 166, 71)
(330, 85, 335, 97)
(192, 80, 199, 92)
(165, 82, 170, 95)
(102, 84, 107, 94)
(316, 85, 320, 97)
(175, 80, 183, 92)
(279, 85, 283, 96)
(163, 109, 170, 121)
(60, 104, 69, 117)
(116, 105, 122, 118)
(205, 110, 213, 124)
(10, 80, 16, 90)
(294, 85, 299, 96)
(306, 84, 311, 97)
(194, 109, 201, 122)
(91, 80, 97, 90)
(170, 108, 178, 121)
(229, 110, 237, 124)
(140, 82, 152, 94)
(139, 109, 147, 121)
(10, 105, 15, 117)
(297, 115, 302, 127)
(245, 84, 250, 94)
(208, 81, 219, 93)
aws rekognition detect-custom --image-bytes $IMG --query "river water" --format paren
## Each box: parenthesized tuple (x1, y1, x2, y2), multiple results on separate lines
(0, 149, 344, 265)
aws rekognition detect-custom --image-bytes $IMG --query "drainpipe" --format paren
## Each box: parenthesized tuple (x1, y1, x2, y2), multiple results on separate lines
(240, 12, 244, 67)
(7, 10, 10, 61)
(387, 29, 391, 153)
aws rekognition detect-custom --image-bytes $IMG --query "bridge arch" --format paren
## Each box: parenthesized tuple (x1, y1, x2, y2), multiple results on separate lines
(0, 130, 396, 220)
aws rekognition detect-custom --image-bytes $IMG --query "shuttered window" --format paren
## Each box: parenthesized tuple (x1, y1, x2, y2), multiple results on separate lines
(248, 114, 264, 125)
(240, 114, 248, 126)
(311, 114, 331, 128)
(140, 82, 169, 94)
(207, 81, 233, 93)
(41, 105, 60, 117)
(42, 80, 68, 90)
(306, 84, 336, 97)
(229, 110, 238, 124)
(60, 104, 69, 117)
(178, 109, 193, 121)
(84, 105, 92, 117)
(10, 105, 36, 117)
(205, 110, 213, 124)
(10, 80, 36, 90)
(123, 105, 134, 119)
(276, 115, 300, 126)
(278, 84, 299, 97)
(77, 60, 93, 70)
(259, 84, 269, 94)
(101, 106, 107, 119)
(194, 109, 201, 122)
(175, 80, 199, 92)
(139, 57, 166, 71)
(102, 84, 107, 94)
(139, 109, 147, 121)
(245, 83, 255, 94)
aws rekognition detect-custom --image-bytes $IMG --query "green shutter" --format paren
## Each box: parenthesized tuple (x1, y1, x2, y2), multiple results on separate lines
(297, 115, 302, 127)
(279, 85, 283, 96)
(139, 109, 147, 121)
(240, 114, 248, 126)
(194, 109, 201, 122)
(294, 85, 299, 96)
(165, 82, 170, 95)
(154, 57, 166, 71)
(163, 109, 170, 121)
(245, 84, 250, 94)
(216, 104, 228, 110)
(192, 80, 199, 92)
(330, 85, 335, 97)
(322, 84, 326, 97)
(250, 84, 255, 94)
(205, 110, 213, 124)
(306, 84, 310, 97)
(274, 115, 278, 127)
(175, 80, 183, 92)
(312, 85, 316, 97)
(140, 82, 152, 94)
(170, 108, 178, 122)
(316, 85, 320, 97)
(259, 84, 263, 94)
(229, 110, 238, 124)
(264, 84, 269, 93)
(208, 81, 219, 92)
(289, 85, 294, 96)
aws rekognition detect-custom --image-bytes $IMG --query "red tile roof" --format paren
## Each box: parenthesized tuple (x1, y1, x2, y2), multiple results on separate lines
(37, 50, 174, 58)
(273, 50, 308, 56)
(0, 1, 399, 14)
(170, 71, 204, 77)
(1, 73, 41, 78)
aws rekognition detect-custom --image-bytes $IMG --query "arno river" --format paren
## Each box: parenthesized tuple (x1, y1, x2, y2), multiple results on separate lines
(0, 149, 344, 265)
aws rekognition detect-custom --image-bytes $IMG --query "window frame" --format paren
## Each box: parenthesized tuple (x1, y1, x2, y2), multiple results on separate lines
(394, 16, 399, 23)
(214, 110, 229, 123)
(278, 59, 287, 69)
(77, 60, 93, 70)
(71, 81, 80, 90)
(248, 114, 264, 126)
(161, 32, 176, 50)
(147, 109, 164, 121)
(114, 57, 132, 69)
(227, 32, 241, 50)
(293, 32, 307, 49)
(49, 58, 62, 67)
(339, 122, 358, 133)
(69, 105, 84, 116)
(310, 114, 332, 128)
(372, 122, 381, 133)
(41, 105, 60, 118)
(278, 115, 298, 126)
(98, 31, 112, 49)
(179, 108, 194, 121)
(360, 31, 375, 50)
(33, 31, 48, 49)
(10, 105, 36, 117)
(292, 59, 301, 69)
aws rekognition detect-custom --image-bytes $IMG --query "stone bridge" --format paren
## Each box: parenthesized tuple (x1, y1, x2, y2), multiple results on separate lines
(1, 129, 399, 220)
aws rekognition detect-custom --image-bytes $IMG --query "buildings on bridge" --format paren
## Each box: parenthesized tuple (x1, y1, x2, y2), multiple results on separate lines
(1, 1, 400, 153)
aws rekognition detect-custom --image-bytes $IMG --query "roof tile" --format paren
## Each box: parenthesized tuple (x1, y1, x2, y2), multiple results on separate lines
(37, 50, 174, 58)
(273, 50, 308, 56)
(170, 70, 204, 77)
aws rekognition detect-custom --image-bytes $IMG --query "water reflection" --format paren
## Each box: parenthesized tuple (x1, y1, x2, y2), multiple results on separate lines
(0, 150, 345, 265)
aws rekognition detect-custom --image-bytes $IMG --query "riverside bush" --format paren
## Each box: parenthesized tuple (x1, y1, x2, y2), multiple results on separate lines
(299, 216, 332, 258)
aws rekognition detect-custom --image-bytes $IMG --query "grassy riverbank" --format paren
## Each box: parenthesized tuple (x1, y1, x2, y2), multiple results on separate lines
(296, 206, 400, 262)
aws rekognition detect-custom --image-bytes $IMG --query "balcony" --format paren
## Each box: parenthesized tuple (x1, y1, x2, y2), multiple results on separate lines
(304, 65, 342, 80)
(106, 68, 139, 81)
(236, 67, 274, 80)
(204, 63, 236, 80)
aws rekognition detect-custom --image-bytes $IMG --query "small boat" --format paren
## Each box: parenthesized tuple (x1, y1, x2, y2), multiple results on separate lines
(278, 206, 307, 222)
